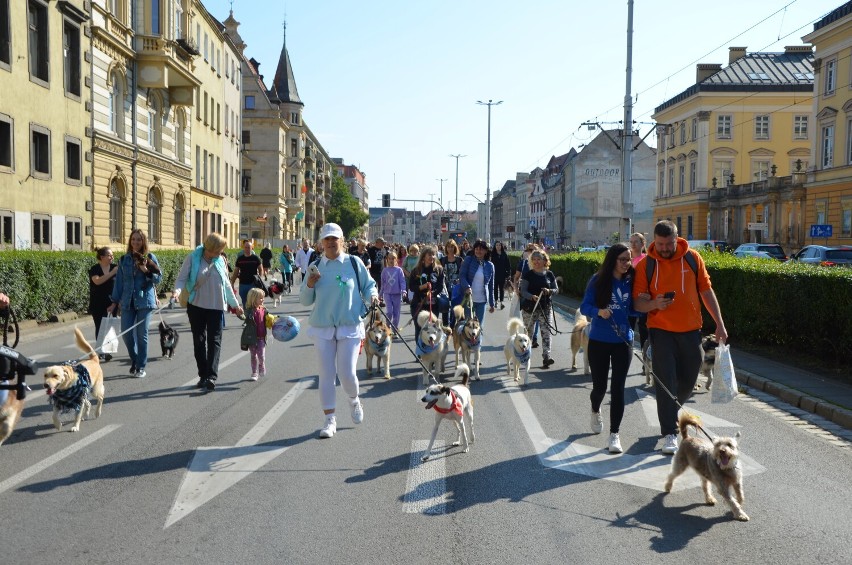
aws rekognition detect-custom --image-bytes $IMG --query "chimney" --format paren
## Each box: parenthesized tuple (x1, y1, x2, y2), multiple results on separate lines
(696, 63, 722, 83)
(785, 45, 813, 54)
(729, 46, 747, 64)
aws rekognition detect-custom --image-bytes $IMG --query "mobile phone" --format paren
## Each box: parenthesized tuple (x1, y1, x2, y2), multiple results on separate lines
(308, 264, 320, 277)
(663, 291, 676, 299)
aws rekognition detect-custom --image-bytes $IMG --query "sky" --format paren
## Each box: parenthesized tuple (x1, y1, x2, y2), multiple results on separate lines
(206, 0, 844, 214)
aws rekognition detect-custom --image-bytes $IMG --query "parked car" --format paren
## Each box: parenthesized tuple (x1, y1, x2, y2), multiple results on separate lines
(578, 247, 597, 253)
(733, 243, 788, 261)
(790, 245, 852, 267)
(594, 245, 611, 252)
(733, 250, 774, 259)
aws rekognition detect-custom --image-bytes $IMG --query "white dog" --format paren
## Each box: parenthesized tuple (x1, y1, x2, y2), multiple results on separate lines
(504, 317, 532, 385)
(416, 310, 451, 386)
(420, 363, 475, 462)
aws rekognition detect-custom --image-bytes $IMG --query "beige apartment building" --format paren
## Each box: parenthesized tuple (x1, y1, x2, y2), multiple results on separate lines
(0, 0, 91, 249)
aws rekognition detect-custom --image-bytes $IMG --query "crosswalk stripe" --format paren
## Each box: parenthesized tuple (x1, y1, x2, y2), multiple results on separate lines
(402, 440, 447, 514)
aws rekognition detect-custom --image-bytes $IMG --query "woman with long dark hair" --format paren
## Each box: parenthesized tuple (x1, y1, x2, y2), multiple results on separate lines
(408, 246, 445, 337)
(579, 243, 638, 454)
(458, 240, 495, 324)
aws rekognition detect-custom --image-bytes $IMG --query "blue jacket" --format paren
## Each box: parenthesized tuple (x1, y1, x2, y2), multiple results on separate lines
(459, 255, 495, 308)
(111, 252, 162, 310)
(579, 274, 636, 344)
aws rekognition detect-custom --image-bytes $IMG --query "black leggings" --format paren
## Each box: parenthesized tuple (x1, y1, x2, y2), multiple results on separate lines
(495, 276, 507, 303)
(588, 339, 633, 434)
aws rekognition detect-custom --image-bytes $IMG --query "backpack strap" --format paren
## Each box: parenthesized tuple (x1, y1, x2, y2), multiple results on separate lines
(645, 251, 699, 292)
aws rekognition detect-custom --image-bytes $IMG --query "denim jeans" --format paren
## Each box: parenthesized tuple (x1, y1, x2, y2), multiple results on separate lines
(464, 302, 487, 325)
(120, 307, 153, 370)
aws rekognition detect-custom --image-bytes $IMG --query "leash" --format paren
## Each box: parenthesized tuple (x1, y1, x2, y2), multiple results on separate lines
(605, 317, 714, 441)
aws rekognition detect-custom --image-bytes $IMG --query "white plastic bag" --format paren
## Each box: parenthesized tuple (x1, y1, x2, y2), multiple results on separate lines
(97, 314, 120, 354)
(711, 343, 738, 403)
(508, 292, 521, 319)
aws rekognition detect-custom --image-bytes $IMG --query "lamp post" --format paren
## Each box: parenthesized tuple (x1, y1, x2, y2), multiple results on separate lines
(476, 99, 502, 244)
(449, 154, 466, 230)
(436, 178, 447, 212)
(467, 193, 485, 242)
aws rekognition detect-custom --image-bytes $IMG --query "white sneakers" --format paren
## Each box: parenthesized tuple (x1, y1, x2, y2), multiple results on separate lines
(250, 373, 258, 381)
(590, 411, 603, 434)
(351, 398, 364, 425)
(662, 433, 679, 454)
(319, 416, 337, 439)
(608, 433, 623, 454)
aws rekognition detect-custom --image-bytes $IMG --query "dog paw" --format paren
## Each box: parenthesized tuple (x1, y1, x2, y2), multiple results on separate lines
(735, 512, 750, 522)
(705, 496, 718, 506)
(462, 447, 470, 453)
(452, 440, 461, 447)
(70, 425, 80, 432)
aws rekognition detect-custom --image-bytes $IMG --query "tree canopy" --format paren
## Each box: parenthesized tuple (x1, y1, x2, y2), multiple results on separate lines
(326, 172, 369, 238)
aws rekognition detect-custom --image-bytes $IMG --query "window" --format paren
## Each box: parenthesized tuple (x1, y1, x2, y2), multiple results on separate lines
(176, 112, 185, 162)
(109, 75, 125, 136)
(245, 95, 255, 109)
(241, 169, 251, 194)
(825, 59, 836, 95)
(65, 136, 81, 183)
(668, 127, 675, 148)
(203, 91, 208, 124)
(1, 0, 10, 67)
(151, 0, 161, 35)
(195, 145, 200, 186)
(0, 210, 11, 248)
(752, 160, 771, 181)
(30, 125, 50, 177)
(32, 214, 49, 249)
(174, 194, 184, 245)
(174, 3, 183, 38)
(689, 162, 696, 192)
(691, 117, 698, 141)
(687, 216, 693, 239)
(667, 168, 674, 196)
(65, 217, 81, 248)
(290, 138, 297, 157)
(242, 130, 250, 144)
(713, 160, 733, 187)
(148, 190, 161, 244)
(63, 21, 81, 97)
(822, 125, 834, 168)
(28, 0, 49, 83)
(109, 179, 123, 242)
(680, 122, 686, 145)
(290, 174, 297, 199)
(291, 112, 299, 125)
(678, 165, 685, 194)
(0, 113, 12, 170)
(754, 115, 769, 140)
(202, 150, 208, 190)
(717, 115, 732, 139)
(794, 115, 808, 140)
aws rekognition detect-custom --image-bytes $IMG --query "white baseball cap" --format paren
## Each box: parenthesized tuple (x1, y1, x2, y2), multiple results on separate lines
(319, 223, 344, 240)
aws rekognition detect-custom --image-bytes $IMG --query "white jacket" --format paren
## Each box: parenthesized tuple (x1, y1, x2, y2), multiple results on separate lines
(294, 247, 312, 271)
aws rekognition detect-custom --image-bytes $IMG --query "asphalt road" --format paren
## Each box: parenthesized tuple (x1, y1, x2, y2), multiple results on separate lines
(1, 282, 850, 564)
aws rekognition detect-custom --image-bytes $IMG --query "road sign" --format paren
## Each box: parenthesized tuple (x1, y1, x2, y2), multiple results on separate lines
(747, 222, 768, 230)
(810, 224, 833, 238)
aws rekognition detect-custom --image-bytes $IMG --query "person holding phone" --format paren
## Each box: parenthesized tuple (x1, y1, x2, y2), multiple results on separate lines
(632, 220, 728, 455)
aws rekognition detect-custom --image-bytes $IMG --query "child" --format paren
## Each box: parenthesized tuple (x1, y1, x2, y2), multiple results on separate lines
(241, 287, 268, 381)
(380, 250, 405, 329)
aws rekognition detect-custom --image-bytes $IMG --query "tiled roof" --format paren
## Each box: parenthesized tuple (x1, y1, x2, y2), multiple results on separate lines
(270, 44, 303, 106)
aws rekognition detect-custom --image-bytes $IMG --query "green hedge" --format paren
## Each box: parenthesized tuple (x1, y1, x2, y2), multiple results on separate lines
(510, 250, 852, 361)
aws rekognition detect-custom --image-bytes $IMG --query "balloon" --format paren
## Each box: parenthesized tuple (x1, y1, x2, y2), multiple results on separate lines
(272, 315, 300, 342)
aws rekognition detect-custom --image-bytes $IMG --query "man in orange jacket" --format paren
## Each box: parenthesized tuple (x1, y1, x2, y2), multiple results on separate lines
(633, 220, 728, 455)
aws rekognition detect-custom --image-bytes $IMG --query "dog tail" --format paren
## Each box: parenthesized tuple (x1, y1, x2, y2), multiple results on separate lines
(506, 317, 524, 335)
(455, 363, 470, 387)
(74, 327, 98, 362)
(452, 305, 465, 321)
(677, 412, 701, 439)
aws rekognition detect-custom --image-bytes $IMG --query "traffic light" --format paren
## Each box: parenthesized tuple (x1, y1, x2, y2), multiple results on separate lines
(382, 194, 391, 207)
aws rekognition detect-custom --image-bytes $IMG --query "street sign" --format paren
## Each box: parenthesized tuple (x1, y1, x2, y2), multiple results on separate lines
(747, 222, 767, 230)
(810, 224, 833, 238)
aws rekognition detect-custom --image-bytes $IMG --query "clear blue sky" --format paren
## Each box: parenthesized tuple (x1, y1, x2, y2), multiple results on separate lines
(208, 0, 841, 213)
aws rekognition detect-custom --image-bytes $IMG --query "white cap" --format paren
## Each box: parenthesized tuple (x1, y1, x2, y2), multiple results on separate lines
(319, 223, 344, 240)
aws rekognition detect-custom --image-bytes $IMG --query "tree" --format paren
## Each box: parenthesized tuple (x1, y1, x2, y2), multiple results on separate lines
(326, 172, 369, 238)
(463, 222, 477, 241)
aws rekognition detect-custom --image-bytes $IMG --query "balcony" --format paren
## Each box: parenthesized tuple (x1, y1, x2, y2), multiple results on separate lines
(306, 213, 316, 225)
(135, 34, 200, 105)
(305, 192, 315, 203)
(285, 197, 302, 212)
(304, 146, 314, 161)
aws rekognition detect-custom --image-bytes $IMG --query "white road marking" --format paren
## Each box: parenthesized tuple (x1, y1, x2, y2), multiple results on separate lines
(402, 439, 447, 514)
(164, 377, 311, 528)
(179, 351, 247, 389)
(0, 424, 121, 495)
(635, 388, 741, 429)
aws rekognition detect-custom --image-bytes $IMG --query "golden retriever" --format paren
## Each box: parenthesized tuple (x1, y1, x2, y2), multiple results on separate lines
(42, 328, 105, 433)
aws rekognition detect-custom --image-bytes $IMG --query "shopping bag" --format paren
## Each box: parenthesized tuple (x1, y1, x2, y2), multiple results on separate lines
(97, 314, 120, 354)
(508, 292, 521, 318)
(711, 343, 738, 403)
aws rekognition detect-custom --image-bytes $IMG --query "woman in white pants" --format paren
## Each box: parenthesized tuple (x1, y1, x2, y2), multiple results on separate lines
(300, 223, 378, 438)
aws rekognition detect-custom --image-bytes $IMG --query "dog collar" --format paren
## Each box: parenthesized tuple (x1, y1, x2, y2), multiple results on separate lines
(371, 339, 389, 355)
(432, 390, 463, 417)
(514, 348, 531, 364)
(48, 364, 92, 414)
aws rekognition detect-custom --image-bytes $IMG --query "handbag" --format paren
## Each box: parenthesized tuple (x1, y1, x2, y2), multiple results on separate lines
(436, 293, 450, 314)
(711, 343, 738, 403)
(97, 314, 120, 354)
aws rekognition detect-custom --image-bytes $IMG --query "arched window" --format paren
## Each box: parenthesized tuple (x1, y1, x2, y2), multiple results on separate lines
(109, 178, 124, 242)
(148, 95, 163, 151)
(175, 110, 185, 162)
(109, 73, 125, 137)
(174, 193, 184, 245)
(148, 189, 161, 244)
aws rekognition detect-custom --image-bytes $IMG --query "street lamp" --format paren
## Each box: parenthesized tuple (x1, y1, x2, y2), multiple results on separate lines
(436, 178, 447, 212)
(476, 99, 503, 244)
(449, 154, 466, 229)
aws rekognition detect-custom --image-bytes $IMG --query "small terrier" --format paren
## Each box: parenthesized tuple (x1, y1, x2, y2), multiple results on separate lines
(664, 412, 749, 521)
(159, 321, 179, 359)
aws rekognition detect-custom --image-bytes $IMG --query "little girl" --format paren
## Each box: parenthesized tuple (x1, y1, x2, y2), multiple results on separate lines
(241, 287, 268, 381)
(380, 251, 405, 329)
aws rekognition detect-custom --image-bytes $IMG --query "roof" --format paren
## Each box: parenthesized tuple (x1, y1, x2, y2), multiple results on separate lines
(814, 1, 852, 32)
(655, 50, 814, 114)
(269, 44, 303, 106)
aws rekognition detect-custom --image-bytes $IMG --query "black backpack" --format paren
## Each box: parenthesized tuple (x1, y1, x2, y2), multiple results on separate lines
(644, 250, 699, 293)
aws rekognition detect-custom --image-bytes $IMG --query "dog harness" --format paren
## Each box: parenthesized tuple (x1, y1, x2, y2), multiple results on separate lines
(416, 332, 444, 357)
(456, 321, 481, 349)
(432, 390, 463, 417)
(48, 364, 92, 414)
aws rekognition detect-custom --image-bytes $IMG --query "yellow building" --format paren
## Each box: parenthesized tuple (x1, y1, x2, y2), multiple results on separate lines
(802, 2, 852, 245)
(0, 0, 91, 249)
(652, 46, 813, 248)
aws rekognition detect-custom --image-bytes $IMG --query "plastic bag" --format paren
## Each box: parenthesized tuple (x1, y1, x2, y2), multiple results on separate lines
(97, 314, 120, 354)
(508, 292, 521, 318)
(711, 343, 738, 403)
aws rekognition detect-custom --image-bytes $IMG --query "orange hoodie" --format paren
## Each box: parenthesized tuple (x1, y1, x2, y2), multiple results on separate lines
(632, 237, 712, 332)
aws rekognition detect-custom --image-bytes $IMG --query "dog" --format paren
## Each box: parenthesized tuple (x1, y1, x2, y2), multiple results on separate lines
(132, 251, 161, 275)
(0, 382, 24, 447)
(664, 412, 749, 521)
(420, 363, 475, 461)
(415, 310, 451, 386)
(695, 334, 719, 390)
(364, 317, 393, 380)
(42, 328, 105, 433)
(267, 280, 286, 307)
(159, 320, 179, 359)
(570, 314, 590, 374)
(504, 317, 532, 385)
(451, 305, 482, 380)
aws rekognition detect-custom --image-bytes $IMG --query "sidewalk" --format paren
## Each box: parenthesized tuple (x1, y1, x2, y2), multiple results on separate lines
(550, 294, 852, 432)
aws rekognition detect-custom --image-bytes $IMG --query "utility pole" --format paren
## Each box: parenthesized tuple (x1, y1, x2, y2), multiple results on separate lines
(622, 0, 635, 242)
(449, 154, 466, 230)
(436, 178, 447, 213)
(477, 99, 502, 244)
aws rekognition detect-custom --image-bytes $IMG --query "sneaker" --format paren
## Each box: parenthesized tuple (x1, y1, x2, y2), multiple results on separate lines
(608, 433, 623, 453)
(135, 369, 147, 379)
(196, 378, 207, 389)
(205, 379, 216, 391)
(351, 398, 364, 424)
(542, 357, 555, 369)
(661, 434, 678, 454)
(319, 416, 337, 438)
(591, 411, 603, 434)
(251, 373, 258, 381)
(532, 339, 539, 349)
(129, 364, 137, 376)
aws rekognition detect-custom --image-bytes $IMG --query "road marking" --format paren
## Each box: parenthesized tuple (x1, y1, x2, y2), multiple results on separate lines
(502, 376, 765, 491)
(165, 377, 311, 528)
(635, 388, 741, 429)
(0, 424, 121, 495)
(179, 351, 247, 389)
(402, 440, 447, 514)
